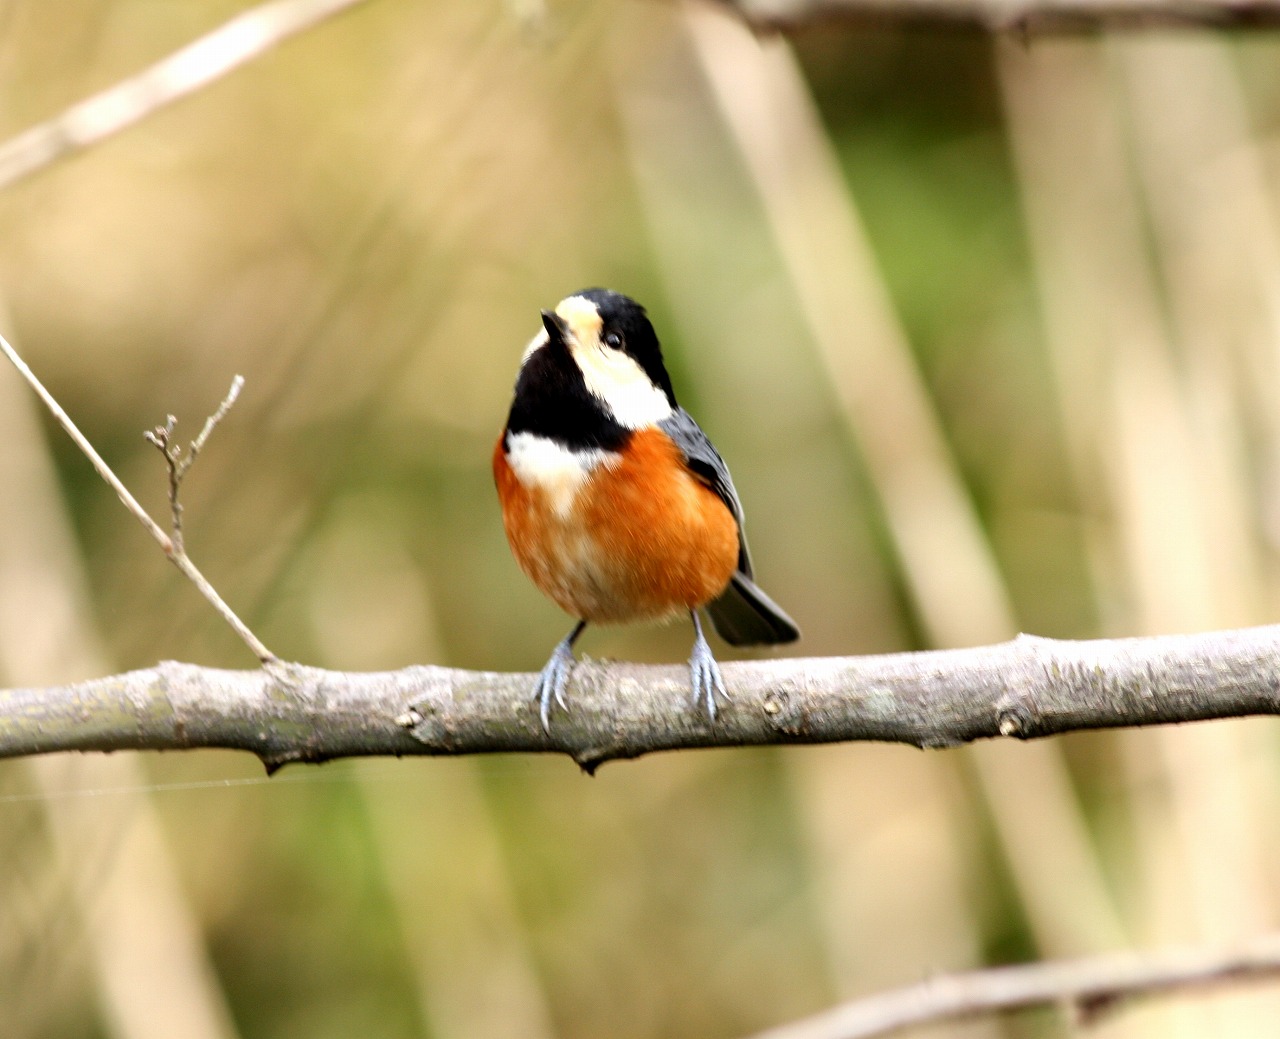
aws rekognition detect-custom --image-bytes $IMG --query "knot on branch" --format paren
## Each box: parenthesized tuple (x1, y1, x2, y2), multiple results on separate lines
(995, 692, 1041, 739)
(758, 682, 818, 738)
(762, 686, 791, 718)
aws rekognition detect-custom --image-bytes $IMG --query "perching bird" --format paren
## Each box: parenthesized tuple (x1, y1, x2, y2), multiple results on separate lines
(493, 289, 799, 731)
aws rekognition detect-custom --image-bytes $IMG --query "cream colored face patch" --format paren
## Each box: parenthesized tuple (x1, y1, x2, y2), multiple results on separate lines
(504, 431, 620, 518)
(554, 295, 673, 430)
(554, 294, 604, 345)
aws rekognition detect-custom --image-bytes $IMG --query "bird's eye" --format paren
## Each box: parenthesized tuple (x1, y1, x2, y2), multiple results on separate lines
(602, 331, 624, 351)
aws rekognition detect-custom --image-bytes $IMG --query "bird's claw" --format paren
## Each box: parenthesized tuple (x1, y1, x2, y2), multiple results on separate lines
(689, 627, 729, 722)
(534, 636, 577, 733)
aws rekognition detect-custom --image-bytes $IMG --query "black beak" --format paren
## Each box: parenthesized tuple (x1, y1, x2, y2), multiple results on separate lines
(541, 309, 569, 342)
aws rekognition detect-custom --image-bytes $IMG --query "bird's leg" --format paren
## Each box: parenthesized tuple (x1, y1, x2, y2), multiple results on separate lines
(689, 610, 729, 721)
(534, 619, 587, 733)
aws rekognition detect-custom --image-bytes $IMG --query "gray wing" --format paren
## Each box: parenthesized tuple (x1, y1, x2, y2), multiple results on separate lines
(658, 408, 752, 577)
(659, 409, 800, 646)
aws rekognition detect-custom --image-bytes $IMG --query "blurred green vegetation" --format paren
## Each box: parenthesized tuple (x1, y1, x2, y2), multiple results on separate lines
(2, 2, 1280, 1038)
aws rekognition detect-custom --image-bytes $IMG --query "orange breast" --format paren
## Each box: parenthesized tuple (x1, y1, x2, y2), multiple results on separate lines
(493, 429, 739, 625)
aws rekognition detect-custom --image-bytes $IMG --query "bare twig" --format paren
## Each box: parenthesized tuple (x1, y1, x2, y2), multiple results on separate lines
(0, 333, 273, 663)
(0, 0, 375, 194)
(1, 624, 1279, 772)
(712, 0, 1280, 32)
(185, 376, 244, 476)
(145, 376, 244, 553)
(741, 934, 1280, 1039)
(145, 415, 185, 545)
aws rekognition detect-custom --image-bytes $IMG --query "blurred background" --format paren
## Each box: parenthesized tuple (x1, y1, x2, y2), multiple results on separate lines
(2, 1, 1280, 1036)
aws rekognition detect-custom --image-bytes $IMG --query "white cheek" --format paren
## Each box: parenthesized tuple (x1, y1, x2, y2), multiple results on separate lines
(574, 347, 673, 429)
(505, 432, 620, 518)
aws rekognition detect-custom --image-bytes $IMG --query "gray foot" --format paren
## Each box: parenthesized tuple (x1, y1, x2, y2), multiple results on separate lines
(689, 611, 729, 721)
(534, 620, 586, 733)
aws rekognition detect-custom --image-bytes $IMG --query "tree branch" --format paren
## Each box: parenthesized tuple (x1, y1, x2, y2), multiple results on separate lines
(741, 933, 1280, 1039)
(2, 624, 1279, 772)
(0, 332, 274, 663)
(711, 0, 1280, 32)
(0, 0, 375, 194)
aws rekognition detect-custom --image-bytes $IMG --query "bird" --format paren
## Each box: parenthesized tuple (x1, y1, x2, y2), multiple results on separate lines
(493, 288, 799, 732)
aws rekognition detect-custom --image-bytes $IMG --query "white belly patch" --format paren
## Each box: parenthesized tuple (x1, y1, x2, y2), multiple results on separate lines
(504, 432, 619, 518)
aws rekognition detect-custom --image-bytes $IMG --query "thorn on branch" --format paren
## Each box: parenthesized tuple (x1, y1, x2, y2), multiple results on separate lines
(144, 375, 244, 555)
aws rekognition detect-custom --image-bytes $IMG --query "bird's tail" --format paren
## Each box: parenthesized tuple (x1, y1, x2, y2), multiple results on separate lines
(707, 572, 800, 647)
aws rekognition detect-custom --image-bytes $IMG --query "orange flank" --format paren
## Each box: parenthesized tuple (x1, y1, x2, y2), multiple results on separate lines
(493, 429, 739, 625)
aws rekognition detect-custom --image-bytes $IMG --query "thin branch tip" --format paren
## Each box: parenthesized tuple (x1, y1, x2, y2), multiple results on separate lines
(0, 330, 272, 662)
(145, 373, 246, 553)
(188, 374, 245, 465)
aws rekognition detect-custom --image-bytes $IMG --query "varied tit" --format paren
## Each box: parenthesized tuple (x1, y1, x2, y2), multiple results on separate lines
(493, 288, 799, 732)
